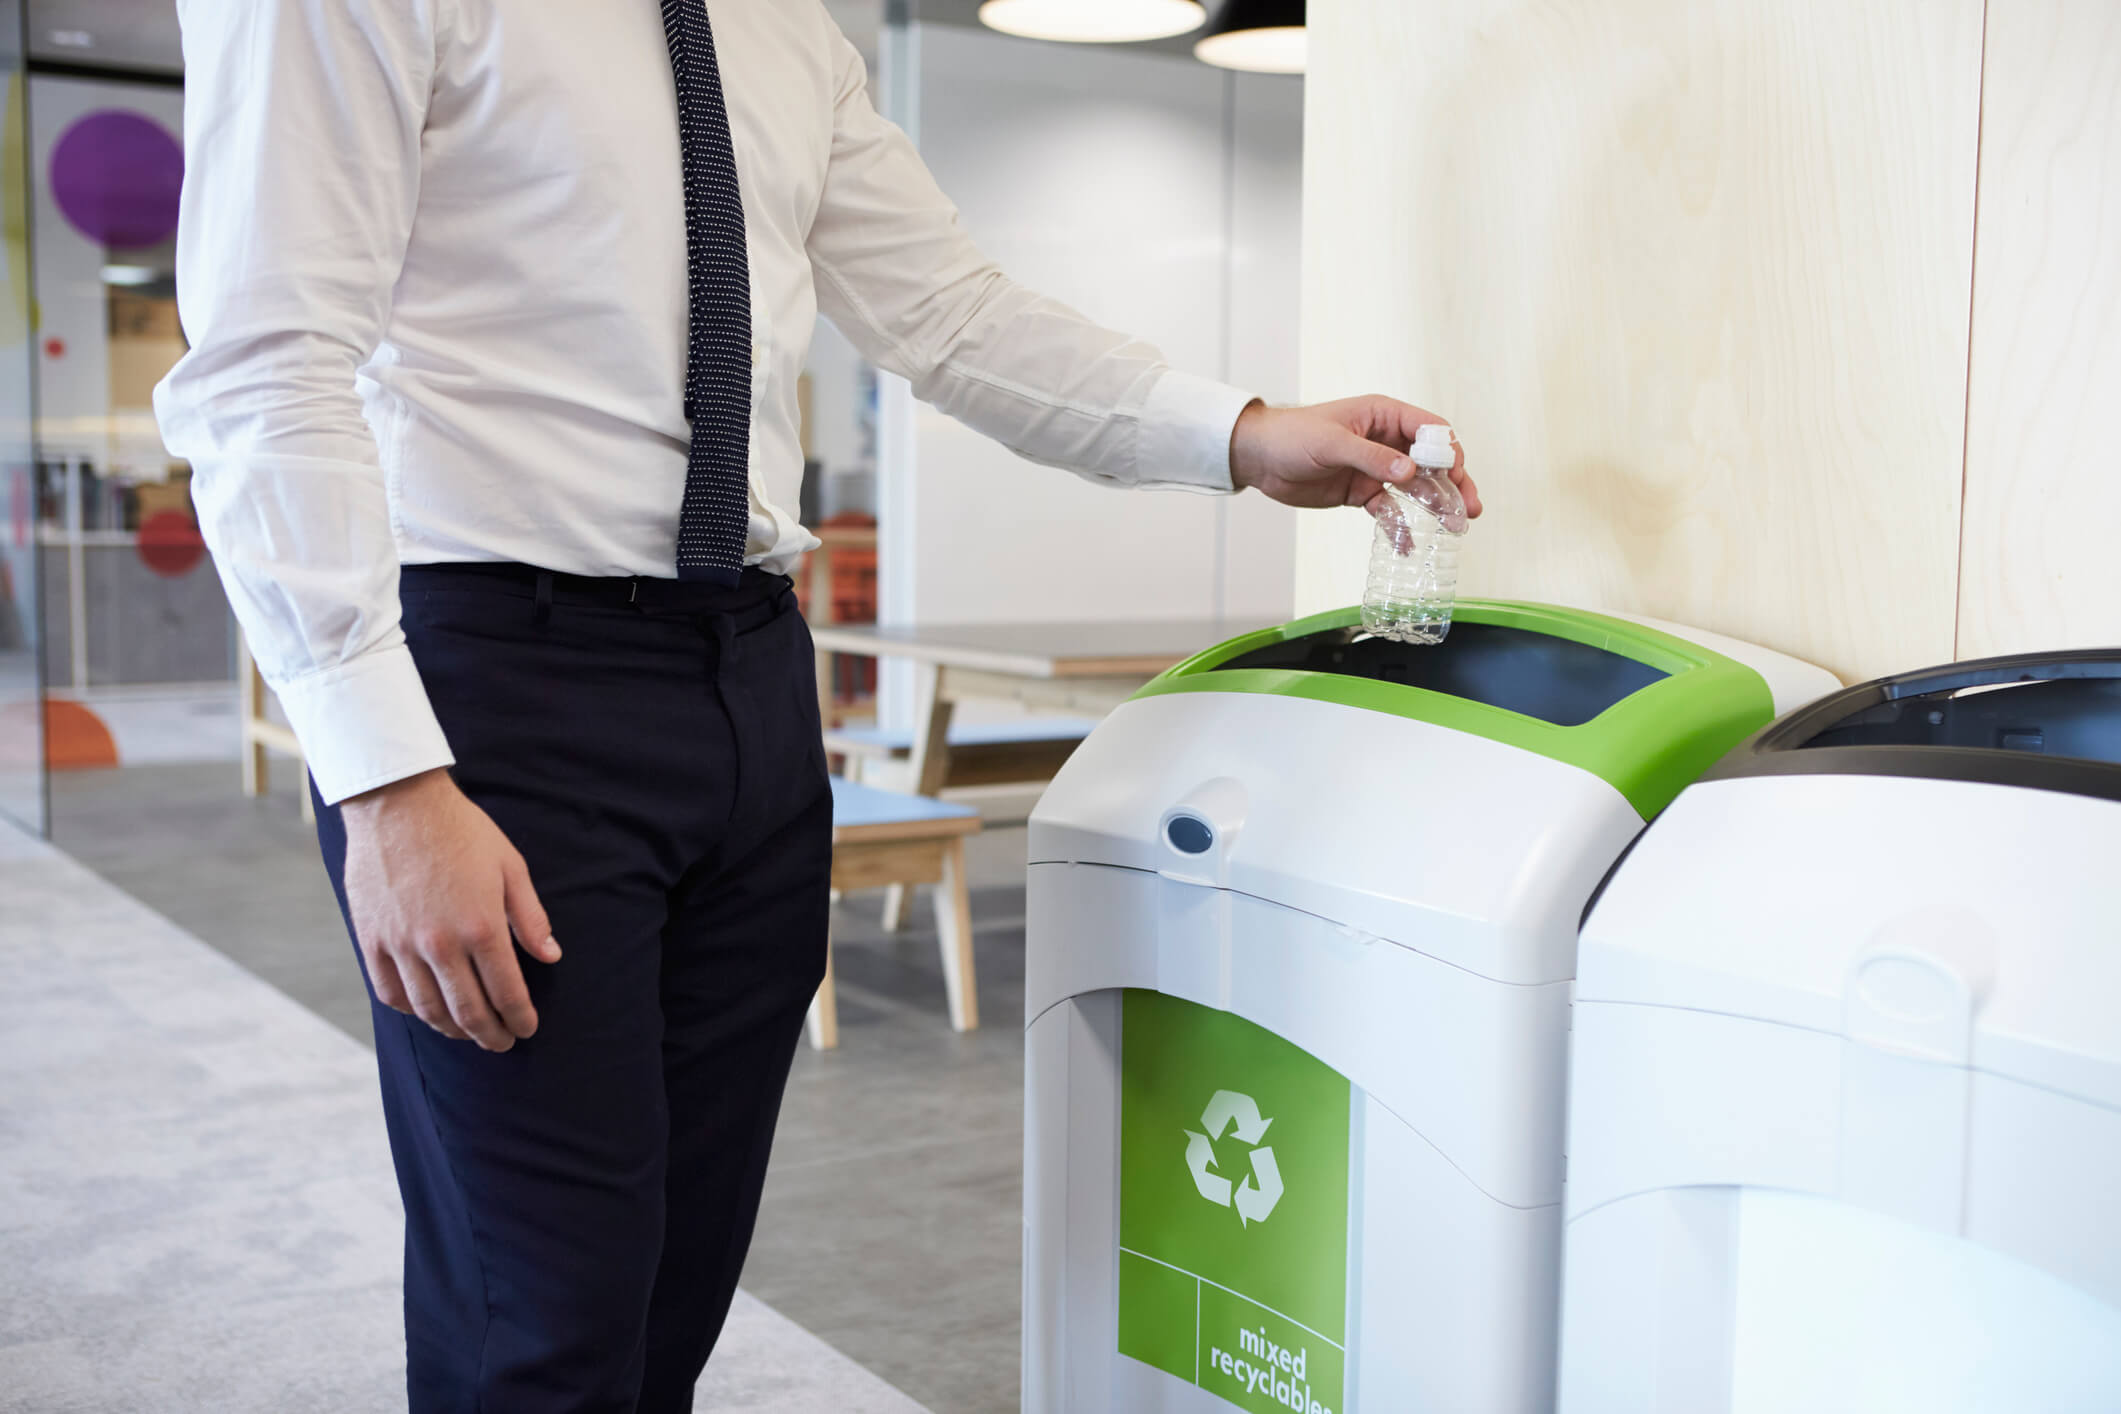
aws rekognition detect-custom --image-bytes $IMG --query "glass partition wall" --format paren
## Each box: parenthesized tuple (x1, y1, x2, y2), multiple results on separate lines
(13, 41, 207, 835)
(0, 0, 44, 835)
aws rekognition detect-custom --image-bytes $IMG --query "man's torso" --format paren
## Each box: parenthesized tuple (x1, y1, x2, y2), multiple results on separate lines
(373, 0, 840, 577)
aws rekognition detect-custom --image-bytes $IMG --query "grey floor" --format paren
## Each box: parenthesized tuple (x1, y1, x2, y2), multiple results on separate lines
(48, 761, 1032, 1413)
(0, 817, 926, 1414)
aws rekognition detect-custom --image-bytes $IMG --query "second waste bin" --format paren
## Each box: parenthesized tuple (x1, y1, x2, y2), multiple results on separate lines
(1020, 601, 1836, 1413)
(1558, 651, 2121, 1413)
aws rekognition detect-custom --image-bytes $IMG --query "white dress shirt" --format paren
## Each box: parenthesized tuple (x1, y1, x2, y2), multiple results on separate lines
(156, 0, 1254, 805)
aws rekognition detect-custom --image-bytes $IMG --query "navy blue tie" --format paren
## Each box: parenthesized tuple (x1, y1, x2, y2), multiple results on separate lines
(660, 0, 752, 585)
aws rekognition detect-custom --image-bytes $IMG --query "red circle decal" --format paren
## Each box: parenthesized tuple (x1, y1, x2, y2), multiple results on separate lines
(137, 508, 206, 577)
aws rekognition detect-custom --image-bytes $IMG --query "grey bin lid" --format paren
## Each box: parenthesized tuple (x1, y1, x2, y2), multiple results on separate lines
(1580, 647, 2121, 1114)
(1583, 649, 2121, 929)
(1702, 649, 2121, 803)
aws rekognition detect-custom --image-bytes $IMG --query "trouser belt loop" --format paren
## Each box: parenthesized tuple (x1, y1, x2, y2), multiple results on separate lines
(704, 611, 739, 673)
(533, 570, 554, 625)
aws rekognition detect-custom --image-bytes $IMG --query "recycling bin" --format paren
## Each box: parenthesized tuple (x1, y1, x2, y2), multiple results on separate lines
(1021, 601, 1837, 1414)
(1559, 651, 2121, 1413)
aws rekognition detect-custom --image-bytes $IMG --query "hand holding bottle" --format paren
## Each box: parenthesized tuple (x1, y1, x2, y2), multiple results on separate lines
(1362, 424, 1468, 644)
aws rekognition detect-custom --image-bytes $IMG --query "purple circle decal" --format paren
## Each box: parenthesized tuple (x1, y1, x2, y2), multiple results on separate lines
(50, 110, 183, 249)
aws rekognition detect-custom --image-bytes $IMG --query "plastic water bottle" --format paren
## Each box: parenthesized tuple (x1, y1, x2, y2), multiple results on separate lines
(1361, 424, 1468, 644)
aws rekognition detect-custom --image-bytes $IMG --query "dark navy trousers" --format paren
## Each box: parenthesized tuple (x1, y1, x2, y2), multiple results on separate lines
(315, 564, 832, 1414)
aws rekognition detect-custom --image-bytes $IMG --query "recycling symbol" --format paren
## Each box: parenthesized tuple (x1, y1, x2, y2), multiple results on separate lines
(1184, 1089, 1283, 1227)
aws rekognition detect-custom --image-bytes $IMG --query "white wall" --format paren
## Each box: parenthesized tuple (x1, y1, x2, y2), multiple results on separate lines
(872, 22, 1303, 723)
(803, 313, 874, 518)
(1223, 68, 1305, 624)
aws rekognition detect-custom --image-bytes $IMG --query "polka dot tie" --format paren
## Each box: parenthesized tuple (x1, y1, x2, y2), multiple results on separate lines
(660, 0, 752, 585)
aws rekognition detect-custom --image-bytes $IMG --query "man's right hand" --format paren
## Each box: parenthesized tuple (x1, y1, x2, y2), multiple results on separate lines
(340, 768, 561, 1052)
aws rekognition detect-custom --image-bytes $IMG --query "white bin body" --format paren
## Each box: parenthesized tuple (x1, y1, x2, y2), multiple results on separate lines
(1023, 688, 1638, 1414)
(1559, 773, 2121, 1413)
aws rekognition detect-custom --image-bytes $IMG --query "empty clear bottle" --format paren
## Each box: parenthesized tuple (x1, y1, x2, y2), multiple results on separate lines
(1361, 423, 1468, 644)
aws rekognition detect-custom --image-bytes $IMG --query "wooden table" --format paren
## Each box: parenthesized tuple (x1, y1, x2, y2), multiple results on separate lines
(807, 618, 1278, 798)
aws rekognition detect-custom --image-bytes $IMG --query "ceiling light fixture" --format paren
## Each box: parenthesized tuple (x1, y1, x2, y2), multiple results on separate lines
(100, 265, 162, 287)
(1193, 0, 1306, 74)
(49, 29, 94, 49)
(977, 0, 1207, 45)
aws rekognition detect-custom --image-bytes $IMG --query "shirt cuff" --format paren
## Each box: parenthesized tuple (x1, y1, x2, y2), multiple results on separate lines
(272, 642, 456, 806)
(1134, 369, 1255, 493)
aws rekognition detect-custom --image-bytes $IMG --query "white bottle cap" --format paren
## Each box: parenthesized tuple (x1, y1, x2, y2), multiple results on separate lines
(1409, 422, 1456, 470)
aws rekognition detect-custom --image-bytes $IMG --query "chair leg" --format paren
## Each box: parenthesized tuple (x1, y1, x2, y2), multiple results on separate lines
(243, 737, 269, 799)
(879, 883, 909, 933)
(806, 927, 839, 1051)
(240, 644, 269, 799)
(935, 836, 978, 1033)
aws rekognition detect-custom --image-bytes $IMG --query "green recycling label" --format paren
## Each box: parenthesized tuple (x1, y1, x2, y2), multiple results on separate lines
(1118, 989, 1351, 1414)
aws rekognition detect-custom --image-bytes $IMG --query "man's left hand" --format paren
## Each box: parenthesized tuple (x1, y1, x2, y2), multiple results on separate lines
(1229, 397, 1483, 520)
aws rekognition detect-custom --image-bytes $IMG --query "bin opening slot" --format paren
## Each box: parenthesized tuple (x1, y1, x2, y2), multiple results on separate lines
(1214, 622, 1667, 727)
(1803, 676, 2121, 765)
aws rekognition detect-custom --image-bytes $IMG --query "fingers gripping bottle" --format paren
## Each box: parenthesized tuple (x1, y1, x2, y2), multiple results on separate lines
(1361, 423, 1469, 644)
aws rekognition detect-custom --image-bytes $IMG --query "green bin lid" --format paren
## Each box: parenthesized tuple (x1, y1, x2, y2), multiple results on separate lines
(1134, 600, 1775, 819)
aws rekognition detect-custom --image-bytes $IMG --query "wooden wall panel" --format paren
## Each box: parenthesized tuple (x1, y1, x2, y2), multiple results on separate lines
(1957, 0, 2121, 659)
(1296, 0, 1984, 685)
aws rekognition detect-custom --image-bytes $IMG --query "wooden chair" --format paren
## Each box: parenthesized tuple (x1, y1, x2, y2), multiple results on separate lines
(823, 714, 1097, 791)
(807, 777, 984, 1051)
(825, 715, 1093, 933)
(238, 632, 313, 823)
